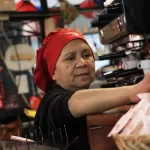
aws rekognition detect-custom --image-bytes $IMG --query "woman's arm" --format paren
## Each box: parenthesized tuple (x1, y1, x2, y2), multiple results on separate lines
(68, 86, 133, 118)
(69, 73, 150, 118)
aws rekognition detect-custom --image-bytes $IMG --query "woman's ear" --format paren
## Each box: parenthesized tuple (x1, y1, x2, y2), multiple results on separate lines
(52, 71, 56, 80)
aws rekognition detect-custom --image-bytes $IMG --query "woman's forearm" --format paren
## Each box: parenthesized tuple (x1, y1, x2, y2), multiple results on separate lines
(68, 86, 133, 118)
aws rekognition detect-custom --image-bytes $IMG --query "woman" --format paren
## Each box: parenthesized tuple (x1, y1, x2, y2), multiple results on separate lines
(34, 28, 150, 149)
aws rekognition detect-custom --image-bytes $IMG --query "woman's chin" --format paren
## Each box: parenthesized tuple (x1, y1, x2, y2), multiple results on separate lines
(74, 76, 94, 89)
(76, 81, 91, 89)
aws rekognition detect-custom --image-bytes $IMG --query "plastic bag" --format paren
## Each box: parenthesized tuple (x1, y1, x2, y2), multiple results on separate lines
(108, 93, 150, 137)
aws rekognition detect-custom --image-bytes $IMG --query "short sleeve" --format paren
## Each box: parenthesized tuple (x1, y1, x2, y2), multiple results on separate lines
(34, 85, 88, 146)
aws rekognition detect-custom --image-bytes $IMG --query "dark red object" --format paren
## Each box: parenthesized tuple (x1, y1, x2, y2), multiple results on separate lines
(80, 0, 97, 18)
(16, 0, 37, 12)
(30, 96, 40, 110)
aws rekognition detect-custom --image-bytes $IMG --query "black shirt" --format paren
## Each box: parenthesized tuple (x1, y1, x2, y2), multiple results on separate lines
(34, 83, 90, 150)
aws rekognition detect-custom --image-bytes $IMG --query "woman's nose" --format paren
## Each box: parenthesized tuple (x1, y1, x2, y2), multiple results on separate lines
(76, 58, 87, 68)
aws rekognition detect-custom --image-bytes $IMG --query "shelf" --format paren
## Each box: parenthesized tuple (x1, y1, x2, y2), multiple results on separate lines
(0, 11, 61, 21)
(0, 6, 102, 21)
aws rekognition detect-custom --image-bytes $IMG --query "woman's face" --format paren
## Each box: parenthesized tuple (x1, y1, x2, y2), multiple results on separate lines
(52, 39, 95, 91)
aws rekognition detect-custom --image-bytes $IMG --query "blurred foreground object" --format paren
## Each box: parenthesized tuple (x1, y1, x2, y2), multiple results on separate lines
(109, 93, 150, 150)
(113, 134, 150, 150)
(0, 120, 22, 141)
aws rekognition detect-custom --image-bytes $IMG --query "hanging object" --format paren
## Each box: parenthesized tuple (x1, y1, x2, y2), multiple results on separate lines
(5, 44, 36, 71)
(60, 0, 79, 25)
(5, 44, 36, 96)
(80, 0, 97, 19)
(16, 0, 37, 12)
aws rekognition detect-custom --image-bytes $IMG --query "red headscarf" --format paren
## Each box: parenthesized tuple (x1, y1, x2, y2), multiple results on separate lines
(34, 28, 93, 92)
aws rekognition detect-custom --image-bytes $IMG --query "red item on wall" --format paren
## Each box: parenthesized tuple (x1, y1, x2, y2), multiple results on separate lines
(16, 0, 37, 12)
(30, 96, 40, 110)
(80, 0, 97, 19)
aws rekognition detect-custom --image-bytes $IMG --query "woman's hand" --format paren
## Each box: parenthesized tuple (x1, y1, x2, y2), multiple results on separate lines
(129, 73, 150, 103)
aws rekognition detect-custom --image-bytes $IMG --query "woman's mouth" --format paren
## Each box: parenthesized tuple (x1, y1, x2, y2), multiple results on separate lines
(76, 72, 89, 76)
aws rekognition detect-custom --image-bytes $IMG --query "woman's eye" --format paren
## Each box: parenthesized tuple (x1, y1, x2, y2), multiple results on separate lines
(84, 53, 92, 58)
(66, 57, 75, 61)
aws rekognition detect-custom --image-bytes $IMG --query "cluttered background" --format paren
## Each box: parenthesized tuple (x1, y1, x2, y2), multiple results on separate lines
(0, 0, 150, 150)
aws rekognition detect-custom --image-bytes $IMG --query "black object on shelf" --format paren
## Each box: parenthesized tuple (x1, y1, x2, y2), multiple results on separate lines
(91, 1, 123, 29)
(91, 19, 107, 28)
(104, 7, 123, 14)
(98, 51, 127, 60)
(103, 69, 125, 78)
(122, 0, 150, 33)
(115, 68, 144, 78)
(101, 81, 117, 88)
(105, 1, 122, 9)
(103, 68, 144, 79)
(91, 13, 121, 28)
(92, 0, 150, 35)
(101, 74, 144, 88)
(97, 13, 120, 21)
